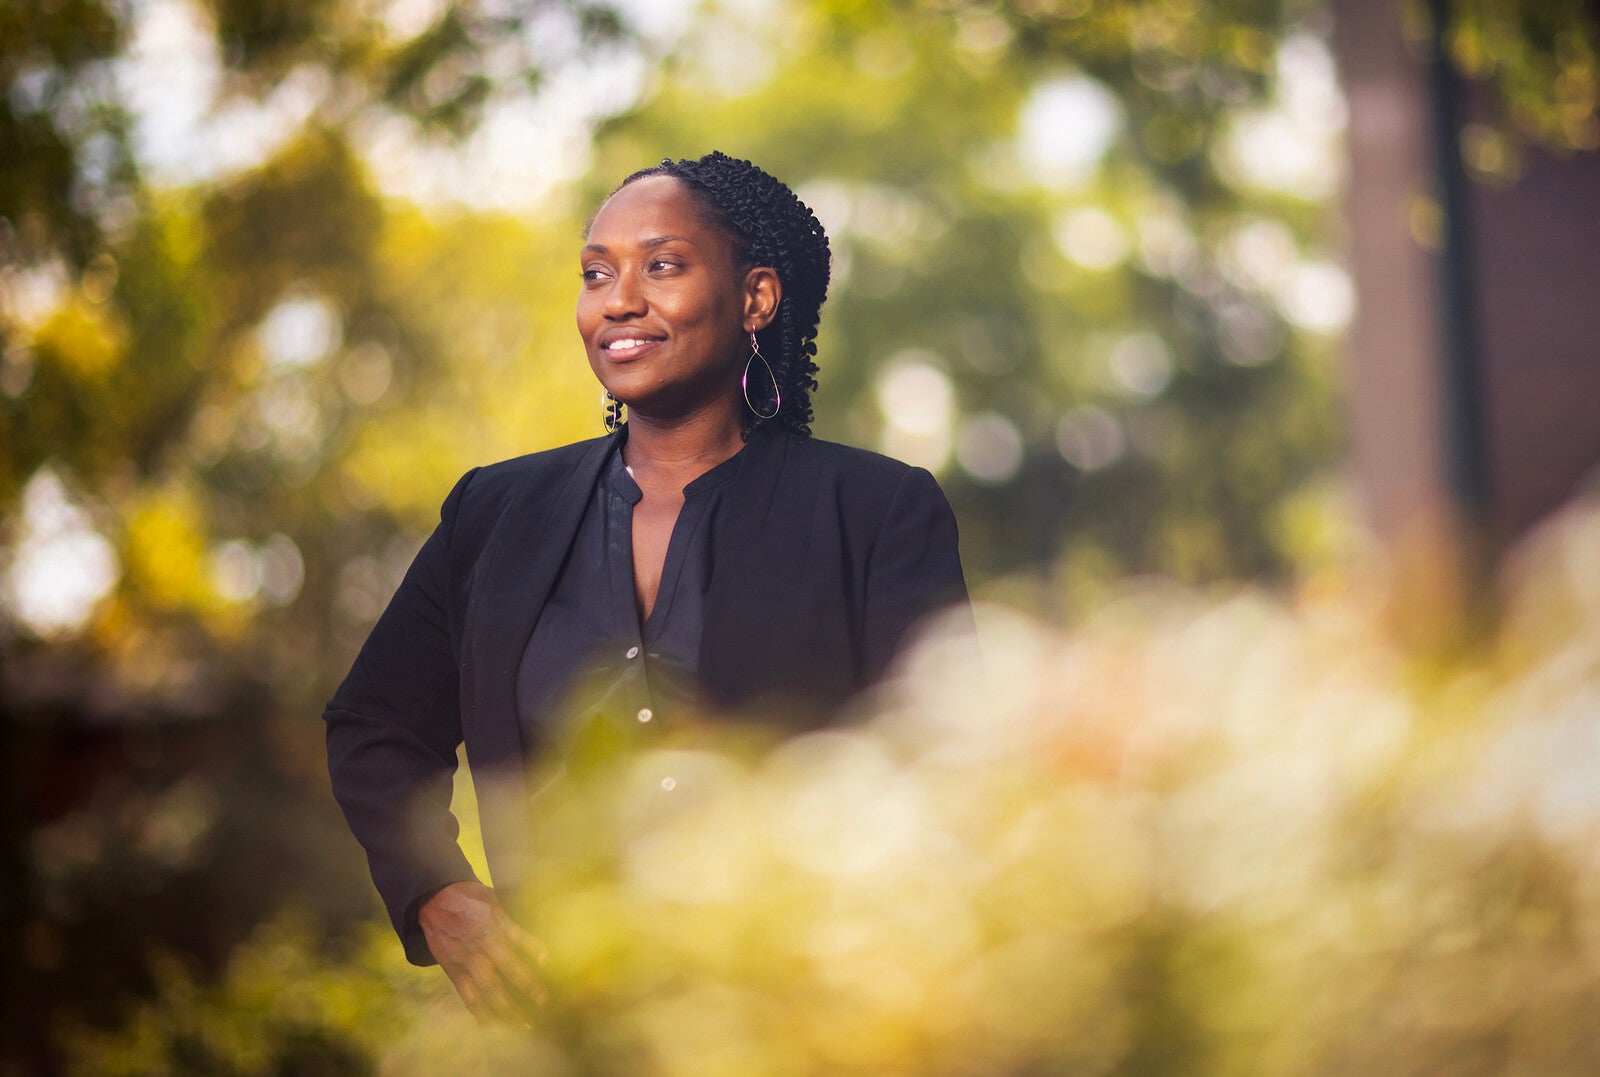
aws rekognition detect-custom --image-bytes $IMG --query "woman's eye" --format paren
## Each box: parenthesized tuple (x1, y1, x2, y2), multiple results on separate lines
(650, 259, 681, 272)
(581, 267, 607, 282)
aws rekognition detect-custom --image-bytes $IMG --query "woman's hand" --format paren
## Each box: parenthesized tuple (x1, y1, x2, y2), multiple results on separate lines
(418, 880, 548, 1022)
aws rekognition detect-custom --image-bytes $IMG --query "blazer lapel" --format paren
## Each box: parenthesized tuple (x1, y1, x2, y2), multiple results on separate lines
(702, 425, 824, 710)
(461, 431, 615, 761)
(460, 431, 615, 887)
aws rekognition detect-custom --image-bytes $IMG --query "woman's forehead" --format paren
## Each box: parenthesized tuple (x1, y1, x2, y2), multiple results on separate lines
(588, 175, 714, 243)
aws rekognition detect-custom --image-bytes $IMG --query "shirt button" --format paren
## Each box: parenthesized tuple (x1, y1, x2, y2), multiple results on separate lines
(625, 646, 640, 660)
(636, 708, 653, 723)
(660, 776, 676, 791)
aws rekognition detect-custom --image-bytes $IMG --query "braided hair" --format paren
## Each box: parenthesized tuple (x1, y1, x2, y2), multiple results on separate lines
(616, 152, 831, 437)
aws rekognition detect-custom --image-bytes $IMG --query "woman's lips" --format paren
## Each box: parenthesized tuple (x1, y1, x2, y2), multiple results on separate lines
(600, 337, 664, 362)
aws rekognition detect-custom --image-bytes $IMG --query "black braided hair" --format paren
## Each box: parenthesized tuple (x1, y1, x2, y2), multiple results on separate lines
(615, 151, 831, 437)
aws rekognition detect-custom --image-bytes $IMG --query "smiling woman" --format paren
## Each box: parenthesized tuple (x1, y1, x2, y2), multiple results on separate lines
(321, 151, 972, 1022)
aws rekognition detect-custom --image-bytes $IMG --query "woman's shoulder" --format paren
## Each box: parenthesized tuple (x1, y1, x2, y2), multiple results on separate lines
(779, 428, 942, 493)
(472, 434, 612, 483)
(443, 434, 613, 518)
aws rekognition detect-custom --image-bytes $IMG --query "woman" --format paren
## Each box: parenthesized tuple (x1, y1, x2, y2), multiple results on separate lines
(323, 152, 969, 1020)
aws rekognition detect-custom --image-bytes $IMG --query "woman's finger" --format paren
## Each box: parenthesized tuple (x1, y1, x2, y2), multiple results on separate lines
(502, 919, 550, 966)
(453, 974, 484, 1016)
(486, 939, 548, 1010)
(471, 968, 522, 1023)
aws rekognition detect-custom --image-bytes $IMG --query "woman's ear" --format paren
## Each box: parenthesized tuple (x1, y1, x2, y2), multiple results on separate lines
(742, 267, 781, 333)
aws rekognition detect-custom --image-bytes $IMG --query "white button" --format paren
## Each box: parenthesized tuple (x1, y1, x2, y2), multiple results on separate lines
(637, 708, 653, 723)
(660, 776, 676, 791)
(625, 646, 640, 660)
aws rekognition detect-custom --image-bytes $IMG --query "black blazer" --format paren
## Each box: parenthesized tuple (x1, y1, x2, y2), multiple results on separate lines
(323, 422, 969, 963)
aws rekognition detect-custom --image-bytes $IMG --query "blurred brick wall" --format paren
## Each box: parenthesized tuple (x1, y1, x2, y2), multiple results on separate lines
(1336, 0, 1600, 615)
(1467, 130, 1600, 542)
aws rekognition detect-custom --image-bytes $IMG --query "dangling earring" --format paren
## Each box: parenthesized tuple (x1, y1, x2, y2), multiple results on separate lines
(742, 331, 780, 420)
(601, 388, 624, 433)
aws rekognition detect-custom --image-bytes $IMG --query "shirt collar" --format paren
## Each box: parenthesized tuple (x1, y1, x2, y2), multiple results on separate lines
(602, 423, 751, 502)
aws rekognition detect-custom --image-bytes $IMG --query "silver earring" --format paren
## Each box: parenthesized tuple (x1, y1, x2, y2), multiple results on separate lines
(601, 388, 623, 433)
(742, 331, 780, 420)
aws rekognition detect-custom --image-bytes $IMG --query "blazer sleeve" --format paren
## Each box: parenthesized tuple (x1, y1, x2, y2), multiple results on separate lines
(323, 468, 481, 966)
(860, 466, 973, 684)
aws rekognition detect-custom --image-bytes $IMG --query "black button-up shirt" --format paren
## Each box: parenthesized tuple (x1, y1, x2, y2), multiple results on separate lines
(515, 435, 745, 745)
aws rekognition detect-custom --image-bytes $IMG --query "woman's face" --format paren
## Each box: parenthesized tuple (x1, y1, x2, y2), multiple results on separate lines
(578, 175, 778, 423)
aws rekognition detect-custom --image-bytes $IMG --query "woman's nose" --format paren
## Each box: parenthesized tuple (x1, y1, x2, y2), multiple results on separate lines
(603, 270, 646, 318)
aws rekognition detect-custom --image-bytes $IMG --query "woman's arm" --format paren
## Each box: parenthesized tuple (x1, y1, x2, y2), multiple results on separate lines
(860, 466, 973, 684)
(322, 468, 480, 966)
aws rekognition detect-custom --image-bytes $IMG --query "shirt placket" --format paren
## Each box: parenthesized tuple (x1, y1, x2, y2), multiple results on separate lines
(605, 482, 660, 737)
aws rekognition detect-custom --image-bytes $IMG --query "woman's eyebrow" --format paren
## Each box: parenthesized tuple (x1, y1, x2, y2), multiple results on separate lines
(582, 234, 692, 255)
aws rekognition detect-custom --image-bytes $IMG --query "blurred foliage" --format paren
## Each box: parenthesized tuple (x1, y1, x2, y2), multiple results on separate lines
(3, 0, 1599, 1070)
(1433, 0, 1600, 153)
(586, 0, 1343, 583)
(65, 914, 461, 1076)
(0, 0, 132, 269)
(62, 482, 1600, 1074)
(194, 0, 631, 135)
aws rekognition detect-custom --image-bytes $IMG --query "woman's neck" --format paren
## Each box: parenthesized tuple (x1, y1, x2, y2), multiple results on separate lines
(620, 406, 746, 493)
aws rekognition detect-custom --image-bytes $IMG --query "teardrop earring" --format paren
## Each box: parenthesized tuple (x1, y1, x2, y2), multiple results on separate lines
(741, 331, 780, 420)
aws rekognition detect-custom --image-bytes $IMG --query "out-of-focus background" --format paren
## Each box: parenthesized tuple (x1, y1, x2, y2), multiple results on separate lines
(4, 0, 1600, 1072)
